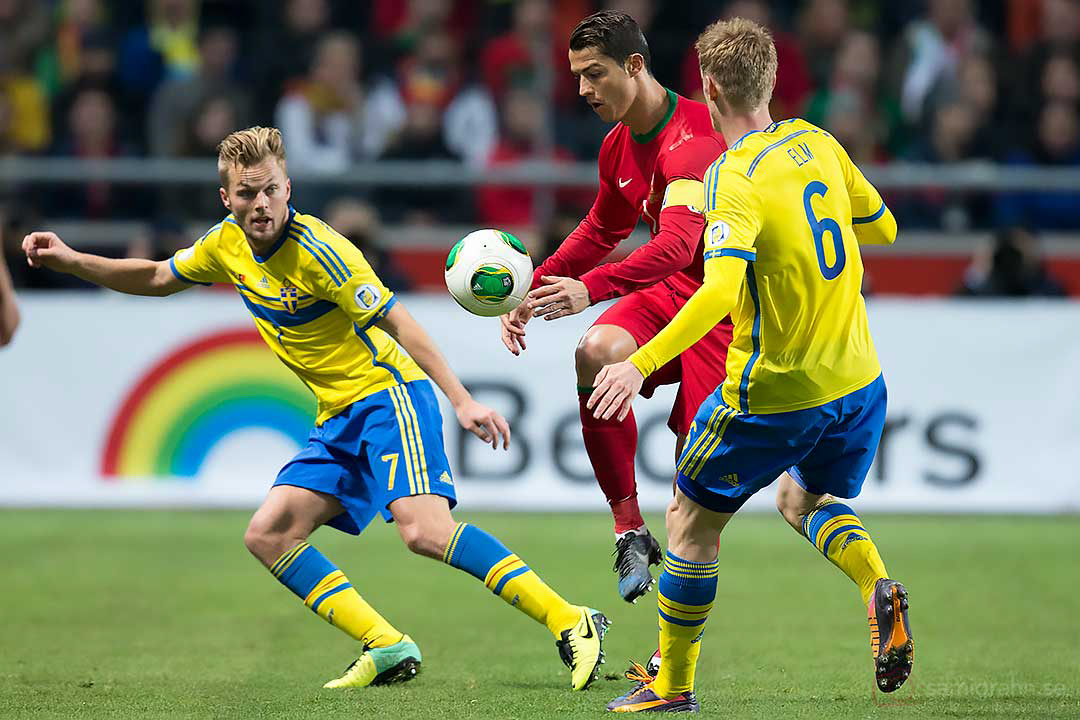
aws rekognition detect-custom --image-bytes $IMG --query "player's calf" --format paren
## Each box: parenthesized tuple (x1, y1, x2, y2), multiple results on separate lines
(420, 511, 610, 689)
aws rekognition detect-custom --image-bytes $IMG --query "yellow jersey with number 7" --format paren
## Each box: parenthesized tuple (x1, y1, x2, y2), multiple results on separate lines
(701, 118, 897, 414)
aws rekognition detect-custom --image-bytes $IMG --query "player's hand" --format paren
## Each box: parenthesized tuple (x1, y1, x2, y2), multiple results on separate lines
(500, 302, 532, 355)
(588, 360, 644, 422)
(527, 276, 591, 321)
(455, 398, 511, 450)
(22, 232, 78, 271)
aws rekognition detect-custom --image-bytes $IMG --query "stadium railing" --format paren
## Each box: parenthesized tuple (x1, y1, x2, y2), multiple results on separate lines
(4, 157, 1080, 190)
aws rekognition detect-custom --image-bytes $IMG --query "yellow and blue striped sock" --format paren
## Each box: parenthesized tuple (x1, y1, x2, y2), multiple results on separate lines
(802, 500, 888, 606)
(443, 522, 580, 636)
(654, 552, 719, 698)
(271, 542, 402, 648)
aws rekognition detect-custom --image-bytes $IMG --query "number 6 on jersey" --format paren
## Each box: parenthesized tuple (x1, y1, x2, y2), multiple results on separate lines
(803, 180, 846, 280)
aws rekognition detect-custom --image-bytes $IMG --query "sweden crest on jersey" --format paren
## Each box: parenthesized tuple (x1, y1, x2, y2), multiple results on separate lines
(281, 284, 299, 313)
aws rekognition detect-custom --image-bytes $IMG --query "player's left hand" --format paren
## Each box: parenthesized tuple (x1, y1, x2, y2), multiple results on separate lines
(455, 398, 511, 450)
(588, 361, 644, 422)
(527, 276, 590, 320)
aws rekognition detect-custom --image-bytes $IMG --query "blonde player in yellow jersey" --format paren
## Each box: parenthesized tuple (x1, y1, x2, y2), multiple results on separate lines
(590, 19, 913, 713)
(21, 126, 608, 692)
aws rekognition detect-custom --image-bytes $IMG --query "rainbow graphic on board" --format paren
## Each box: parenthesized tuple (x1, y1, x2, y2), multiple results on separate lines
(101, 328, 315, 479)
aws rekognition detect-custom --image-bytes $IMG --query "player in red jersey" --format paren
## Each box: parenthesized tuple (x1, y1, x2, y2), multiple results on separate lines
(499, 11, 731, 603)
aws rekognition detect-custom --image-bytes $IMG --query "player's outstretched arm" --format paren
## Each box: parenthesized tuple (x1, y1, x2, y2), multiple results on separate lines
(377, 301, 510, 450)
(21, 231, 188, 297)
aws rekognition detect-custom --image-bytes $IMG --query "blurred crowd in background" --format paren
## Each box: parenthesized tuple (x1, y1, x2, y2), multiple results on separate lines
(0, 0, 1078, 296)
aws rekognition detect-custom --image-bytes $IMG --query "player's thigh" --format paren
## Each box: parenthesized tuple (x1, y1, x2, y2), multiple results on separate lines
(793, 375, 886, 499)
(580, 284, 675, 371)
(364, 380, 458, 524)
(676, 393, 818, 515)
(585, 283, 683, 392)
(250, 484, 344, 538)
(273, 408, 375, 536)
(589, 283, 679, 350)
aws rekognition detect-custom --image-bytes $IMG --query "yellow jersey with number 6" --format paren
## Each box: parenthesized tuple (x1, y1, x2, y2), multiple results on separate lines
(701, 118, 897, 414)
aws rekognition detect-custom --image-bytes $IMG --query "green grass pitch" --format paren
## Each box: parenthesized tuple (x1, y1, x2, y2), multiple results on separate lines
(2, 510, 1077, 719)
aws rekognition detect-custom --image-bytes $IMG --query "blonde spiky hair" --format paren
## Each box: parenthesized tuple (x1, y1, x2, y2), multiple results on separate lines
(216, 126, 287, 188)
(695, 18, 777, 114)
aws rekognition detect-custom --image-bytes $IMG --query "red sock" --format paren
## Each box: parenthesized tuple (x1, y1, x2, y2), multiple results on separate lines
(579, 389, 643, 534)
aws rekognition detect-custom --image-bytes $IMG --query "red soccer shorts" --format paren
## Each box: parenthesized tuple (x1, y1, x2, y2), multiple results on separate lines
(592, 279, 733, 436)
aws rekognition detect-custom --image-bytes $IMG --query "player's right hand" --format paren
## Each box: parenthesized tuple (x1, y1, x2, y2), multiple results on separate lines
(500, 302, 533, 355)
(22, 232, 77, 271)
(455, 398, 511, 450)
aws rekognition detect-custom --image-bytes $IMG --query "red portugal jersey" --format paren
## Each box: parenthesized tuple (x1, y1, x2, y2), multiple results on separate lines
(533, 88, 727, 301)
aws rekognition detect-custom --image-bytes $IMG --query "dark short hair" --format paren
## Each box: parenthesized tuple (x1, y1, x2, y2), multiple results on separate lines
(569, 11, 651, 71)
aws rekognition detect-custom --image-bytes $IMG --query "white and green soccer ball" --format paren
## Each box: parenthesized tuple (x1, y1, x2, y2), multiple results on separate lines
(444, 229, 533, 317)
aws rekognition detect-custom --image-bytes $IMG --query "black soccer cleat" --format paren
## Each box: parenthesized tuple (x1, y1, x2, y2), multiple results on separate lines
(614, 530, 663, 603)
(868, 578, 914, 693)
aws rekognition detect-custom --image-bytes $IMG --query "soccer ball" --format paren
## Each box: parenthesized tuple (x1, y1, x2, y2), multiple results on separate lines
(444, 229, 533, 317)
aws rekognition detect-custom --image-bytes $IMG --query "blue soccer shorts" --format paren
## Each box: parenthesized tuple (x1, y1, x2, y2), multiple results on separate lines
(274, 379, 457, 535)
(676, 374, 887, 513)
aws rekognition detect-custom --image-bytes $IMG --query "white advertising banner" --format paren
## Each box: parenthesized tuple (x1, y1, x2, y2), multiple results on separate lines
(1, 294, 1078, 513)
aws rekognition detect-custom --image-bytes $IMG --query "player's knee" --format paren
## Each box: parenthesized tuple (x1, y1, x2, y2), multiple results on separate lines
(664, 496, 693, 551)
(243, 517, 275, 562)
(575, 328, 634, 380)
(398, 521, 443, 559)
(775, 481, 825, 531)
(774, 490, 803, 528)
(243, 513, 294, 565)
(664, 496, 681, 527)
(573, 334, 604, 378)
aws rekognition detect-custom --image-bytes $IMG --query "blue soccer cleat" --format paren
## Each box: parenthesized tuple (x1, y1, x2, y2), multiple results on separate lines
(613, 530, 663, 603)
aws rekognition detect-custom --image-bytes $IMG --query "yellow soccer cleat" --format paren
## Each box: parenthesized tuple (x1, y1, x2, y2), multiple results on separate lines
(556, 607, 610, 690)
(322, 635, 422, 689)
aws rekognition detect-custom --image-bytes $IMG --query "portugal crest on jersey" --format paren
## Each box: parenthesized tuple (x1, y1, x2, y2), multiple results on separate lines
(281, 284, 299, 313)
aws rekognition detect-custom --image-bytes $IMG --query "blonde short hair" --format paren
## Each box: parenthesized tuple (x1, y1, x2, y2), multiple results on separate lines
(217, 126, 286, 188)
(695, 18, 777, 114)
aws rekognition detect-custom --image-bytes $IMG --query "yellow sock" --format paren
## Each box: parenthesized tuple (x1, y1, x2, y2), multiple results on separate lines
(802, 501, 888, 605)
(485, 554, 582, 636)
(444, 523, 581, 637)
(272, 542, 402, 648)
(653, 553, 718, 698)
